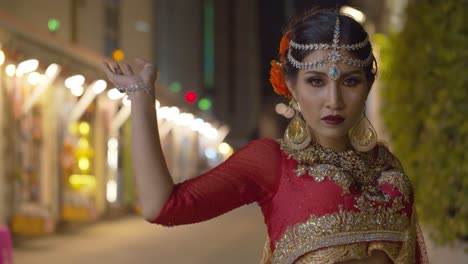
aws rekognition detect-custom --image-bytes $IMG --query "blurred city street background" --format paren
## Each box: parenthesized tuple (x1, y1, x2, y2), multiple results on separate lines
(13, 205, 267, 264)
(12, 205, 468, 264)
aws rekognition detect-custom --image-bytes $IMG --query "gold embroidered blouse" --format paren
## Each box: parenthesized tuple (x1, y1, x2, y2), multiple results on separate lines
(258, 140, 423, 264)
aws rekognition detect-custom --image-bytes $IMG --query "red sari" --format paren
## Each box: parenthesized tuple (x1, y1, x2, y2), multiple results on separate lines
(152, 138, 429, 263)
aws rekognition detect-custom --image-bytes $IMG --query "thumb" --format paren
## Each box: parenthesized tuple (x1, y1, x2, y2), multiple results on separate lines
(134, 58, 149, 68)
(134, 62, 157, 84)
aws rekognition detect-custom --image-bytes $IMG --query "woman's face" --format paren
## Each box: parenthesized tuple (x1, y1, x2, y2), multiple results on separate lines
(287, 50, 371, 145)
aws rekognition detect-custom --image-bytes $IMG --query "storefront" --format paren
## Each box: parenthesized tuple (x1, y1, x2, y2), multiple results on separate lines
(0, 17, 110, 234)
(0, 61, 113, 234)
(0, 59, 63, 235)
(61, 116, 98, 222)
(0, 12, 232, 236)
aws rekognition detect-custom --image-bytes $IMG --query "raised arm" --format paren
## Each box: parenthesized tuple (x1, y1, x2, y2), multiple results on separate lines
(103, 59, 174, 222)
(152, 138, 281, 226)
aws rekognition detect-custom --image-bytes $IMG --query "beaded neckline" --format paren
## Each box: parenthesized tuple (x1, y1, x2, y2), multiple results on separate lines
(277, 139, 392, 202)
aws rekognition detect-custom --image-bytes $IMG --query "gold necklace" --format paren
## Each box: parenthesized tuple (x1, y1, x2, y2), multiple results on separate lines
(278, 139, 392, 202)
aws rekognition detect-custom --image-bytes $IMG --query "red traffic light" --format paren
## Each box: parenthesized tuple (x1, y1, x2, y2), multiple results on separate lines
(185, 91, 197, 103)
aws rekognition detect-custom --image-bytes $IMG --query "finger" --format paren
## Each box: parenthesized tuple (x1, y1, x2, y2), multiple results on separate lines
(103, 62, 118, 81)
(134, 58, 149, 66)
(123, 63, 134, 75)
(133, 58, 147, 72)
(112, 62, 124, 75)
(103, 62, 125, 85)
(103, 62, 116, 74)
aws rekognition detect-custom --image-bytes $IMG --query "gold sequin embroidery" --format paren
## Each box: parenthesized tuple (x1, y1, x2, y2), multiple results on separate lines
(271, 197, 410, 264)
(278, 140, 398, 203)
(294, 243, 368, 264)
(297, 164, 353, 194)
(261, 241, 408, 264)
(378, 170, 413, 203)
(293, 241, 402, 264)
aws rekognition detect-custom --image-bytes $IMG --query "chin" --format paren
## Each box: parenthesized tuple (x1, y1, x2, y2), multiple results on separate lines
(315, 130, 349, 141)
(326, 126, 350, 135)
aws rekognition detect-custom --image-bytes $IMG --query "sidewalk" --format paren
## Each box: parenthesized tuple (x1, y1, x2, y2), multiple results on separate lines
(423, 228, 468, 264)
(12, 205, 467, 264)
(12, 204, 267, 264)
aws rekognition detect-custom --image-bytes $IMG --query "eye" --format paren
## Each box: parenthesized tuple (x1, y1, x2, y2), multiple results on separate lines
(306, 78, 325, 87)
(343, 77, 361, 87)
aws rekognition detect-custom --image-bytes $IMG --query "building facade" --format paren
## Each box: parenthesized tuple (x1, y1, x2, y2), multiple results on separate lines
(0, 0, 234, 234)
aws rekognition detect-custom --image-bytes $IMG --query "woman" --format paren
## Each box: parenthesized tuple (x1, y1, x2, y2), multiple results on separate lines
(103, 9, 428, 264)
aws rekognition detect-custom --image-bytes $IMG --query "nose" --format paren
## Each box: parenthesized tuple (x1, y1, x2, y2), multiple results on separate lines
(325, 82, 344, 110)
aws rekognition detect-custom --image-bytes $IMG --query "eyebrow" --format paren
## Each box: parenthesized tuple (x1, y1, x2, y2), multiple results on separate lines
(304, 70, 363, 77)
(304, 70, 327, 76)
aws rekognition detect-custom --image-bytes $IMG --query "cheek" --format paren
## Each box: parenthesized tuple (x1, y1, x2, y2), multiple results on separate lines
(297, 86, 325, 104)
(297, 92, 322, 115)
(349, 94, 366, 109)
(346, 92, 367, 120)
(346, 88, 368, 106)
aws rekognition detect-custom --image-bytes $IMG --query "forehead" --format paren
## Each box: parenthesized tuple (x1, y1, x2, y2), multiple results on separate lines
(302, 50, 363, 73)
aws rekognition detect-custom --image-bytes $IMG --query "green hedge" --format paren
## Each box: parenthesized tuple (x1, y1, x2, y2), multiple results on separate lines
(378, 0, 467, 244)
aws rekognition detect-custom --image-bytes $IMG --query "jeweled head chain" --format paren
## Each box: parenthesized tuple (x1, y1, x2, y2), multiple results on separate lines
(287, 17, 373, 81)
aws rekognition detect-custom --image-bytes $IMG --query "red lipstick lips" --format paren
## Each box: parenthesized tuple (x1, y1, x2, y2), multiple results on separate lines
(321, 115, 345, 125)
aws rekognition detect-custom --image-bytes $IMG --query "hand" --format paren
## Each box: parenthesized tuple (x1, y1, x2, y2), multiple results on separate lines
(102, 58, 158, 96)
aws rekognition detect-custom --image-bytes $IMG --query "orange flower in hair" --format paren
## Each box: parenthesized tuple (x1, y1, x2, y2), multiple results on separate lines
(269, 60, 291, 99)
(279, 33, 290, 59)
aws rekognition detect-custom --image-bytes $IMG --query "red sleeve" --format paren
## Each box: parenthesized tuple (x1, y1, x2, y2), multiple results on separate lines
(152, 138, 281, 226)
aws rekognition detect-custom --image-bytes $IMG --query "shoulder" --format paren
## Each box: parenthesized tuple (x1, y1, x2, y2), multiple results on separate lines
(247, 138, 281, 148)
(374, 142, 414, 201)
(240, 138, 282, 154)
(374, 142, 404, 171)
(234, 138, 282, 195)
(227, 138, 282, 165)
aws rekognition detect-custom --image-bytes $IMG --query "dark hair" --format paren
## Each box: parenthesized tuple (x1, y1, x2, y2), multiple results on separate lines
(283, 9, 378, 86)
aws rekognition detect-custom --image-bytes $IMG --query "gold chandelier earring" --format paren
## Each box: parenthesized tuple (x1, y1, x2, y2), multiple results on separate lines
(283, 99, 311, 150)
(349, 105, 378, 152)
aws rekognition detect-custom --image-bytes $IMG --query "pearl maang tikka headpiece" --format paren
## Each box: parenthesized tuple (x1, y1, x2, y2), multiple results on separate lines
(287, 17, 373, 80)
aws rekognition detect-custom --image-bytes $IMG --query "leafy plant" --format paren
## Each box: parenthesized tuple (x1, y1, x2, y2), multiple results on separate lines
(378, 0, 467, 244)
